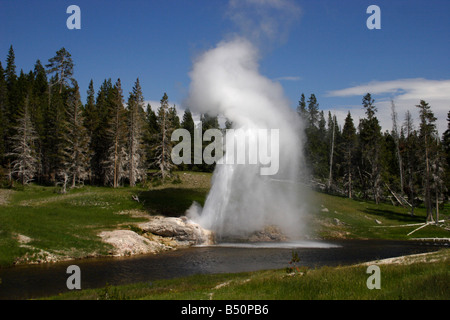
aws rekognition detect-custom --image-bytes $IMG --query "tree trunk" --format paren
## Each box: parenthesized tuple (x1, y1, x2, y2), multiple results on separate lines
(435, 189, 439, 225)
(348, 171, 352, 199)
(129, 109, 135, 187)
(114, 134, 118, 188)
(397, 146, 403, 192)
(328, 116, 335, 190)
(425, 139, 433, 222)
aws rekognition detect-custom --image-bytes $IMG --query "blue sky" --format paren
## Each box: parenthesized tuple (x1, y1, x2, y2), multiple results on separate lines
(1, 0, 449, 133)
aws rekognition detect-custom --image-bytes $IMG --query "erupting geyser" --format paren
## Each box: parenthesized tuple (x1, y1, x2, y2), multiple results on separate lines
(185, 38, 308, 240)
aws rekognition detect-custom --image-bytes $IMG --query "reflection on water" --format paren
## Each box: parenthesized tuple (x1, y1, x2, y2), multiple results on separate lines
(0, 240, 446, 300)
(207, 240, 341, 249)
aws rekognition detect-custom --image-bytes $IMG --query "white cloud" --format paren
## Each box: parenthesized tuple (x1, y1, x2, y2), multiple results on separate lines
(326, 78, 450, 135)
(143, 100, 161, 112)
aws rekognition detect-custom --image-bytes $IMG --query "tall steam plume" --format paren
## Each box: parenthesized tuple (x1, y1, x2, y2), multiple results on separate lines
(185, 1, 307, 239)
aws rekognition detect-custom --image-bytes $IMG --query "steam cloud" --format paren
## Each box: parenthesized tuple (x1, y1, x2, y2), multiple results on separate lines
(185, 1, 307, 239)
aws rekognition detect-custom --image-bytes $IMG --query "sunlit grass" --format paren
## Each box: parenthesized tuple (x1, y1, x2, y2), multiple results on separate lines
(1, 171, 448, 267)
(0, 172, 212, 266)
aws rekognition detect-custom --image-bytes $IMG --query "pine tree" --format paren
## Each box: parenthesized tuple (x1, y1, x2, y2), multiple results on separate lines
(5, 46, 20, 163)
(429, 138, 446, 223)
(341, 112, 357, 198)
(168, 104, 181, 129)
(181, 108, 195, 169)
(83, 80, 97, 136)
(296, 93, 308, 124)
(43, 48, 75, 183)
(181, 108, 195, 133)
(61, 83, 90, 189)
(103, 79, 127, 187)
(91, 78, 114, 184)
(30, 60, 48, 182)
(362, 93, 377, 119)
(358, 93, 382, 203)
(154, 93, 175, 180)
(0, 62, 6, 166)
(5, 45, 18, 115)
(126, 78, 146, 186)
(43, 75, 67, 182)
(442, 111, 450, 200)
(143, 103, 159, 169)
(45, 48, 74, 94)
(307, 94, 319, 128)
(315, 110, 328, 179)
(82, 79, 98, 184)
(8, 97, 38, 185)
(381, 130, 399, 196)
(416, 100, 437, 222)
(327, 113, 337, 190)
(199, 113, 220, 172)
(390, 100, 404, 193)
(201, 113, 220, 130)
(402, 110, 418, 215)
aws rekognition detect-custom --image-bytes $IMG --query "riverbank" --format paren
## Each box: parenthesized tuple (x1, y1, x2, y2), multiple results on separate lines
(0, 172, 211, 267)
(44, 248, 449, 300)
(0, 171, 449, 267)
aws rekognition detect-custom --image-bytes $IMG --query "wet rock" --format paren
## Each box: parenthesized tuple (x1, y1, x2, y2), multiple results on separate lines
(247, 225, 288, 242)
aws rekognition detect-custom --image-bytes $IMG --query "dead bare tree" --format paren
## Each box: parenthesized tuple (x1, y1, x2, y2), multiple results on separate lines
(9, 97, 38, 185)
(391, 100, 404, 193)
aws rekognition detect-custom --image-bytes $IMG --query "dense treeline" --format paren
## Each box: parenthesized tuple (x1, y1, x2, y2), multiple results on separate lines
(298, 92, 449, 222)
(0, 46, 221, 191)
(1, 46, 449, 222)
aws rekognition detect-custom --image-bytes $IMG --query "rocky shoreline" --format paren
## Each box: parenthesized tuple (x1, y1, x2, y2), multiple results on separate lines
(12, 212, 292, 265)
(12, 212, 214, 265)
(99, 215, 215, 257)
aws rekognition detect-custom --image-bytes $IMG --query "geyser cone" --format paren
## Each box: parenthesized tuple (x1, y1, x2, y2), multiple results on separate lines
(186, 38, 307, 239)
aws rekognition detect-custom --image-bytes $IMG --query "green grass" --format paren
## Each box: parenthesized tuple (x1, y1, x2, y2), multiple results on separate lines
(45, 249, 449, 300)
(308, 191, 450, 240)
(1, 171, 449, 299)
(0, 172, 212, 266)
(0, 185, 146, 265)
(1, 171, 449, 266)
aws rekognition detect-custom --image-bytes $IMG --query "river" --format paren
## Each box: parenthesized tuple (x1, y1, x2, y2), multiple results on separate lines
(0, 239, 446, 299)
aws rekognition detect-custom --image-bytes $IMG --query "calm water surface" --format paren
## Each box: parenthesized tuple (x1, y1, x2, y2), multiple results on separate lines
(0, 240, 446, 299)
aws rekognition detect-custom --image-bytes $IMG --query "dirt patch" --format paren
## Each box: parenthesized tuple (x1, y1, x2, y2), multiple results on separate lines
(358, 249, 450, 266)
(14, 246, 71, 265)
(115, 209, 151, 219)
(0, 189, 14, 206)
(14, 233, 32, 244)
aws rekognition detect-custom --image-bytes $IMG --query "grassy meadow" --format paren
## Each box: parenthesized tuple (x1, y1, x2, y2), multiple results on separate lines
(0, 171, 449, 267)
(0, 172, 210, 266)
(0, 171, 449, 300)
